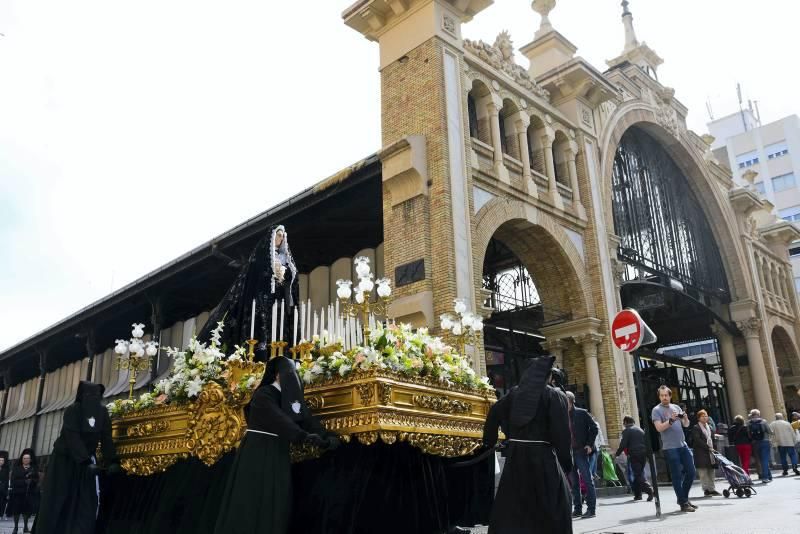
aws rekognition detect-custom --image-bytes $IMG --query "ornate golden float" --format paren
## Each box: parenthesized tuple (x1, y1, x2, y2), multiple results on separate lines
(112, 364, 494, 475)
(111, 359, 265, 476)
(305, 369, 494, 458)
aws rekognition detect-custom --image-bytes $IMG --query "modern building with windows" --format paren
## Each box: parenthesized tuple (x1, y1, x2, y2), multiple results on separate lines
(709, 113, 800, 293)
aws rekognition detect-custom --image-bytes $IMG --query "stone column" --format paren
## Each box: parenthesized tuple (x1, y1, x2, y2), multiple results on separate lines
(542, 338, 566, 368)
(566, 142, 582, 205)
(487, 101, 504, 170)
(737, 317, 776, 418)
(712, 323, 746, 418)
(513, 114, 537, 198)
(574, 333, 607, 436)
(542, 129, 563, 209)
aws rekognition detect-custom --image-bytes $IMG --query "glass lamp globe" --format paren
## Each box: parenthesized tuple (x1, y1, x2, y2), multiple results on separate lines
(354, 257, 371, 279)
(453, 298, 468, 315)
(355, 291, 365, 304)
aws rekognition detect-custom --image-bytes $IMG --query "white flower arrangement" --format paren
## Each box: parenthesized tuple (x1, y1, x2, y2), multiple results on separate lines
(299, 323, 493, 392)
(107, 321, 262, 418)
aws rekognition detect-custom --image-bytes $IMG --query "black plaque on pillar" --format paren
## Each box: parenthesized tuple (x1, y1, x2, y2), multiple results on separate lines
(395, 259, 425, 287)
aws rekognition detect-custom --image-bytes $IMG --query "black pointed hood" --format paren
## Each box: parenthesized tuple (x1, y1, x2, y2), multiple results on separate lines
(261, 356, 305, 422)
(510, 355, 555, 427)
(75, 381, 106, 433)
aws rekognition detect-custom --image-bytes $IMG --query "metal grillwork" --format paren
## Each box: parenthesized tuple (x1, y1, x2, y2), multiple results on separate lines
(612, 128, 729, 299)
(483, 265, 541, 312)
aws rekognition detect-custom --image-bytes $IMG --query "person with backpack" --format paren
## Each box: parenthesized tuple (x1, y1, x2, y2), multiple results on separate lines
(748, 409, 773, 483)
(728, 415, 752, 473)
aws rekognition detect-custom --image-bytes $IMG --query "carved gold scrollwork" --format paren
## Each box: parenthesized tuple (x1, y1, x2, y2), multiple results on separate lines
(121, 453, 189, 476)
(400, 433, 482, 457)
(306, 395, 324, 410)
(186, 382, 248, 467)
(356, 431, 379, 446)
(379, 431, 398, 445)
(412, 394, 472, 415)
(126, 419, 170, 438)
(379, 383, 393, 405)
(356, 383, 374, 406)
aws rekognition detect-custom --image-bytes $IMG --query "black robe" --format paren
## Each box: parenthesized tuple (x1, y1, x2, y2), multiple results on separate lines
(483, 363, 573, 534)
(214, 357, 332, 534)
(8, 464, 38, 517)
(33, 382, 118, 534)
(199, 226, 300, 360)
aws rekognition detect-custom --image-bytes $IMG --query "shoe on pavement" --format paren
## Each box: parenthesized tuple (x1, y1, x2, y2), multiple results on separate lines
(688, 502, 699, 510)
(633, 495, 643, 501)
(647, 493, 654, 502)
(581, 511, 596, 519)
(680, 504, 696, 513)
(782, 470, 788, 476)
(707, 490, 721, 496)
(794, 469, 800, 476)
(572, 510, 582, 518)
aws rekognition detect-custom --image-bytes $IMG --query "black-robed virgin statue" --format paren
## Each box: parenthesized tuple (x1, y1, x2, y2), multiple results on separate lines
(199, 225, 300, 360)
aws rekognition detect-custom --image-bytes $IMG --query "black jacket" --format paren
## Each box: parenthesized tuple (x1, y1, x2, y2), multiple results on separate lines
(570, 406, 599, 452)
(728, 422, 751, 445)
(9, 465, 37, 496)
(615, 424, 647, 457)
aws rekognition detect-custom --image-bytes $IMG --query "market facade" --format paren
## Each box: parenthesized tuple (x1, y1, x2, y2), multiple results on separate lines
(2, 0, 800, 460)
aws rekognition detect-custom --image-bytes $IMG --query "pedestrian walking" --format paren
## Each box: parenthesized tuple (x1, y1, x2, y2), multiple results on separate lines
(769, 413, 799, 476)
(565, 391, 599, 519)
(614, 416, 653, 501)
(691, 410, 720, 496)
(482, 356, 573, 534)
(728, 415, 752, 473)
(651, 385, 697, 513)
(748, 409, 773, 483)
(0, 452, 9, 519)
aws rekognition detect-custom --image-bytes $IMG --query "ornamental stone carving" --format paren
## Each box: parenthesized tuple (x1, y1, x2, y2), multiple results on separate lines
(736, 317, 762, 338)
(464, 35, 550, 99)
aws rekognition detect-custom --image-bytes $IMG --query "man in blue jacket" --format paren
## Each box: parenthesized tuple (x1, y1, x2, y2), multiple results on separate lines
(566, 391, 599, 519)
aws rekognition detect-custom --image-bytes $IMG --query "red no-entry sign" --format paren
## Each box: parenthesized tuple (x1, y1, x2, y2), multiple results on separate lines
(612, 309, 645, 352)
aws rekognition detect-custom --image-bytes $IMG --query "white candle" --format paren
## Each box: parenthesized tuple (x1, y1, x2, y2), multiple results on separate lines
(250, 299, 256, 340)
(335, 300, 340, 338)
(293, 307, 298, 346)
(307, 299, 312, 337)
(300, 303, 306, 342)
(271, 302, 278, 343)
(279, 300, 285, 341)
(313, 311, 318, 339)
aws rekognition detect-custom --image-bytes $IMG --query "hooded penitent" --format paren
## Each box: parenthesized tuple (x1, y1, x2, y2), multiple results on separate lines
(75, 381, 107, 435)
(258, 356, 305, 422)
(509, 355, 556, 428)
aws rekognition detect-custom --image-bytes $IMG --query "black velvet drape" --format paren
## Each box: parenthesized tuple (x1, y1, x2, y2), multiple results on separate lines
(97, 441, 491, 534)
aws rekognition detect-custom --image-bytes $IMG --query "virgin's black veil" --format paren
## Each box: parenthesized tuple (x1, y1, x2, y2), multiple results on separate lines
(198, 225, 300, 360)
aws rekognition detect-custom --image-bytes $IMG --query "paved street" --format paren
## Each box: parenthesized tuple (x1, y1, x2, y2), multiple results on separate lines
(469, 473, 799, 534)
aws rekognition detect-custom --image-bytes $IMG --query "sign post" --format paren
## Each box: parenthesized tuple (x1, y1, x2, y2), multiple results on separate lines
(611, 309, 661, 518)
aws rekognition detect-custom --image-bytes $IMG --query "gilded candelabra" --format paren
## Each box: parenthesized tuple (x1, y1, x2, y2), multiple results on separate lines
(114, 323, 159, 400)
(439, 299, 484, 357)
(336, 256, 392, 341)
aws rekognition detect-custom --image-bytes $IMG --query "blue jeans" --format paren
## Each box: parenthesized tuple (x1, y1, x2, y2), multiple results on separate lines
(569, 449, 597, 513)
(754, 440, 772, 480)
(663, 446, 696, 505)
(778, 445, 797, 471)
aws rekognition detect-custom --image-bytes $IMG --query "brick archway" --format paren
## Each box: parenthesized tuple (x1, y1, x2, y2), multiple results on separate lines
(473, 197, 594, 320)
(598, 104, 754, 304)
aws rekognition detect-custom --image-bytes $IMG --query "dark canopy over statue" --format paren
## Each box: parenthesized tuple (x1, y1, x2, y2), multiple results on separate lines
(483, 356, 573, 534)
(33, 381, 120, 534)
(199, 225, 300, 360)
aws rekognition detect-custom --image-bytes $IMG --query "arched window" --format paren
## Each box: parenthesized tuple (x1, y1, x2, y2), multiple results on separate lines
(527, 115, 546, 176)
(612, 127, 728, 297)
(468, 94, 479, 139)
(499, 99, 520, 160)
(552, 131, 570, 186)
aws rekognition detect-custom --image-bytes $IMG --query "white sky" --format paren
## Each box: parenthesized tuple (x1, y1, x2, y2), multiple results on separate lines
(1, 0, 798, 351)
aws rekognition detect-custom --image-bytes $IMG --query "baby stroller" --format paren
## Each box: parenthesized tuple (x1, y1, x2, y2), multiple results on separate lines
(715, 452, 757, 498)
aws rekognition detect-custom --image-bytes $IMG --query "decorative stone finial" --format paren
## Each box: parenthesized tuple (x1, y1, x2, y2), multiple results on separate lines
(532, 0, 556, 37)
(493, 31, 514, 62)
(621, 0, 639, 51)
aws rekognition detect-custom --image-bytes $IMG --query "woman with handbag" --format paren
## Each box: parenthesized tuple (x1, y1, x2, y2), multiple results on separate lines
(691, 410, 720, 496)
